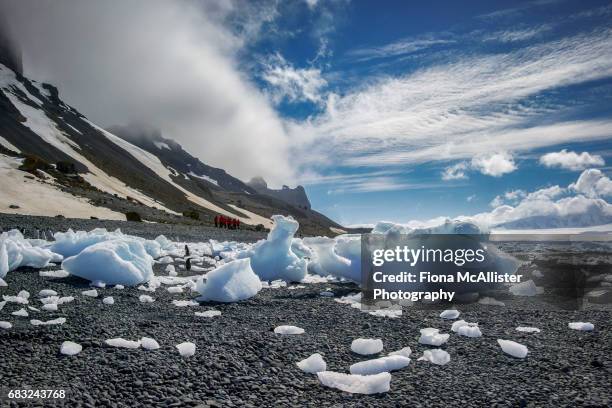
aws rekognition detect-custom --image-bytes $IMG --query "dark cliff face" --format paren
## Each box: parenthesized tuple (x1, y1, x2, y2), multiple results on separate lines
(247, 178, 312, 210)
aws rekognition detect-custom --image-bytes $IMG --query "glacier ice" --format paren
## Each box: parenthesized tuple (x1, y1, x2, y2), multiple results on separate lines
(246, 215, 307, 282)
(105, 338, 141, 349)
(351, 338, 383, 355)
(349, 355, 410, 375)
(297, 353, 327, 373)
(418, 349, 450, 365)
(418, 328, 450, 346)
(1, 230, 61, 277)
(497, 339, 528, 358)
(317, 371, 391, 394)
(568, 322, 594, 331)
(60, 341, 82, 356)
(139, 295, 155, 303)
(0, 321, 12, 329)
(274, 325, 305, 335)
(196, 258, 262, 303)
(63, 240, 153, 286)
(102, 296, 115, 305)
(440, 309, 460, 319)
(30, 317, 66, 326)
(516, 326, 540, 333)
(388, 346, 412, 358)
(176, 342, 196, 357)
(457, 324, 482, 338)
(195, 310, 221, 318)
(81, 289, 98, 297)
(304, 236, 354, 282)
(140, 337, 160, 350)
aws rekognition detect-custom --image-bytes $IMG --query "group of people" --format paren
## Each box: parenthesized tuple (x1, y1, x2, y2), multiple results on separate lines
(214, 215, 240, 229)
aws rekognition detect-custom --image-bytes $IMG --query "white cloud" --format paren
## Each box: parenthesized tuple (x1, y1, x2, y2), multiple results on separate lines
(483, 24, 553, 43)
(466, 194, 476, 202)
(441, 162, 469, 180)
(2, 0, 294, 186)
(347, 37, 454, 61)
(570, 169, 612, 197)
(471, 152, 517, 177)
(304, 0, 319, 10)
(291, 29, 612, 171)
(504, 189, 526, 201)
(262, 53, 327, 105)
(539, 149, 605, 170)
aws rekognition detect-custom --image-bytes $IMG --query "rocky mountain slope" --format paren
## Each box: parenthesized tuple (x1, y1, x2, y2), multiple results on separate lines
(0, 62, 342, 236)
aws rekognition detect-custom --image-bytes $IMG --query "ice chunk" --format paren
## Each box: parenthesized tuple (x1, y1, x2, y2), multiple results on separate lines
(0, 230, 59, 276)
(497, 339, 528, 358)
(317, 371, 391, 394)
(115, 284, 125, 290)
(139, 295, 155, 303)
(167, 286, 183, 294)
(3, 295, 28, 304)
(388, 347, 412, 358)
(418, 349, 450, 365)
(0, 277, 7, 287)
(39, 270, 69, 278)
(166, 264, 177, 276)
(568, 322, 594, 331)
(28, 305, 40, 312)
(320, 291, 334, 297)
(195, 310, 221, 318)
(157, 256, 173, 264)
(0, 321, 13, 329)
(0, 301, 5, 310)
(82, 289, 98, 297)
(62, 239, 153, 286)
(90, 280, 106, 288)
(176, 342, 196, 357)
(12, 308, 29, 317)
(105, 338, 141, 349)
(0, 242, 8, 278)
(42, 303, 58, 311)
(516, 327, 540, 333)
(351, 338, 383, 355)
(39, 289, 57, 297)
(102, 296, 115, 305)
(246, 215, 307, 282)
(297, 353, 327, 374)
(418, 328, 450, 346)
(509, 280, 541, 296)
(196, 258, 262, 303)
(457, 324, 482, 338)
(140, 337, 160, 350)
(31, 317, 66, 326)
(440, 309, 460, 319)
(60, 341, 82, 356)
(303, 237, 354, 282)
(172, 300, 198, 307)
(350, 355, 410, 375)
(451, 320, 468, 332)
(478, 297, 505, 306)
(274, 325, 305, 335)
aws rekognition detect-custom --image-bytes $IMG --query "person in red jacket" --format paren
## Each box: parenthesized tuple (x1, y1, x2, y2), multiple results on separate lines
(232, 218, 238, 230)
(214, 215, 219, 228)
(237, 219, 240, 229)
(219, 215, 226, 228)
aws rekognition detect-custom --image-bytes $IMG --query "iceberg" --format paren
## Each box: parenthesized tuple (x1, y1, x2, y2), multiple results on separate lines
(62, 239, 153, 286)
(196, 258, 262, 303)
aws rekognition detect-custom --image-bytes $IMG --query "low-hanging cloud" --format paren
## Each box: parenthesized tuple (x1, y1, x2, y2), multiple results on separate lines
(0, 0, 294, 186)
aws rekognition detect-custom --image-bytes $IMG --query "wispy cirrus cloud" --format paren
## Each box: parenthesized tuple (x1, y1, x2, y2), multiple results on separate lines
(346, 36, 455, 62)
(291, 28, 612, 171)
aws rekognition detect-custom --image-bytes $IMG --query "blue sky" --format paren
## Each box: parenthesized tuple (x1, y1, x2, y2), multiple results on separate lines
(10, 0, 611, 227)
(232, 0, 612, 226)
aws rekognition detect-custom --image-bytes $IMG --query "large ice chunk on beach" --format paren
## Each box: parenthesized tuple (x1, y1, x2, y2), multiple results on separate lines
(62, 240, 153, 286)
(304, 237, 355, 281)
(351, 338, 384, 355)
(418, 328, 450, 346)
(196, 258, 262, 302)
(1, 230, 61, 277)
(350, 355, 410, 375)
(317, 371, 391, 394)
(418, 349, 450, 365)
(297, 353, 327, 373)
(246, 215, 307, 282)
(497, 339, 528, 358)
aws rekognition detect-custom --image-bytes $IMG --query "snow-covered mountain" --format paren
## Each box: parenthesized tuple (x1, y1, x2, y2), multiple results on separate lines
(0, 63, 342, 235)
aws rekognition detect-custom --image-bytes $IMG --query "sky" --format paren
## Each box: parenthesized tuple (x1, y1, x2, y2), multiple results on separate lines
(1, 0, 611, 227)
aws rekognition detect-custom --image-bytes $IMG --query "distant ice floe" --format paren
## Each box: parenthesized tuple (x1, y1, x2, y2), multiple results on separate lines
(418, 349, 451, 365)
(497, 339, 528, 358)
(297, 353, 327, 374)
(317, 371, 391, 394)
(440, 309, 460, 319)
(350, 355, 410, 375)
(196, 258, 261, 303)
(176, 342, 196, 357)
(568, 322, 594, 331)
(244, 215, 307, 282)
(60, 341, 82, 356)
(274, 325, 305, 335)
(418, 328, 450, 346)
(516, 327, 540, 333)
(351, 338, 383, 355)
